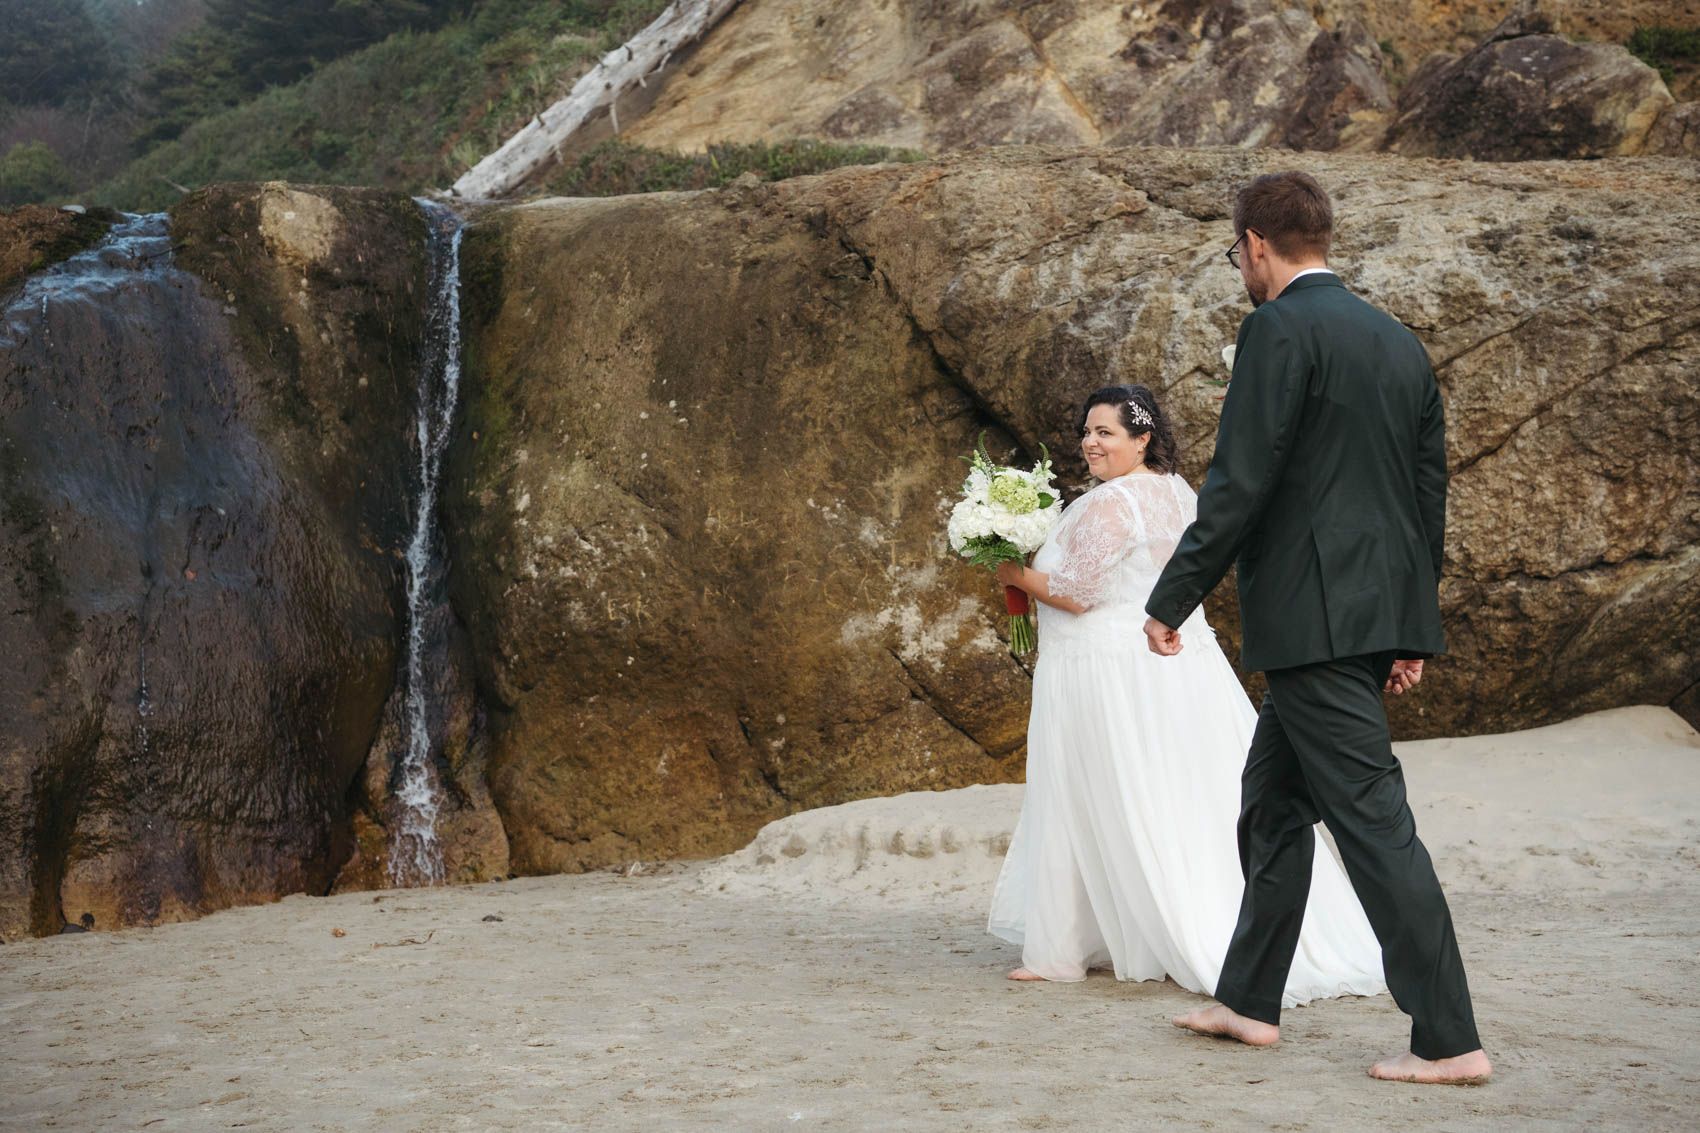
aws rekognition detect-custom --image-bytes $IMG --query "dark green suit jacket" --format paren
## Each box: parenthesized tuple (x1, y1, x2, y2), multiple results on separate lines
(1145, 273, 1447, 673)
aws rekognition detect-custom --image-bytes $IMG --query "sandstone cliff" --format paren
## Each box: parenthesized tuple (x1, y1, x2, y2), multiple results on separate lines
(507, 0, 1700, 183)
(4, 144, 1695, 930)
(450, 147, 1699, 876)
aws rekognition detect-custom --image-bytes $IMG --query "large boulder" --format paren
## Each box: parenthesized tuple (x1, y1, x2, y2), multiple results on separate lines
(1319, 0, 1700, 89)
(1384, 5, 1677, 159)
(0, 185, 457, 938)
(444, 185, 1036, 877)
(1647, 100, 1700, 156)
(452, 147, 1700, 876)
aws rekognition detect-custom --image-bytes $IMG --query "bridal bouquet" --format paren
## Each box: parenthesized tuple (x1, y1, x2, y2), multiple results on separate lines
(946, 436, 1063, 654)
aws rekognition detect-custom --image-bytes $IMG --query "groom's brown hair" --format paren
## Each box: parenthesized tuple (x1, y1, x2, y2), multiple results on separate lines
(1234, 172, 1333, 260)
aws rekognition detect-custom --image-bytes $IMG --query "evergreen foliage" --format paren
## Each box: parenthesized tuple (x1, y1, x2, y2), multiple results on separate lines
(0, 0, 121, 107)
(1627, 25, 1700, 85)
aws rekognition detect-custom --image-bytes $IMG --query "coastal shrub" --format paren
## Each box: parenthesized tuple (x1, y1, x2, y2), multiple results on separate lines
(1627, 25, 1700, 84)
(93, 0, 672, 210)
(0, 142, 75, 206)
(136, 0, 477, 143)
(541, 139, 928, 197)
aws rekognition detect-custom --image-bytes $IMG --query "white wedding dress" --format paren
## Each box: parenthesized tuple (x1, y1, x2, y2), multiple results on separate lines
(987, 471, 1387, 1005)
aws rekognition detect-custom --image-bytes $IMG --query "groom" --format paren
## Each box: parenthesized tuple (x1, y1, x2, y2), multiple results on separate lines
(1142, 172, 1491, 1084)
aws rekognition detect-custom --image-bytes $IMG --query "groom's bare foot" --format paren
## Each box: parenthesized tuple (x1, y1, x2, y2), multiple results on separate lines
(1369, 1049, 1493, 1085)
(1007, 968, 1046, 981)
(1171, 1004, 1279, 1046)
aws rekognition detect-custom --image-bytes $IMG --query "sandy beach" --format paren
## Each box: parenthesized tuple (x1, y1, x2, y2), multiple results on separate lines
(3, 705, 1697, 1131)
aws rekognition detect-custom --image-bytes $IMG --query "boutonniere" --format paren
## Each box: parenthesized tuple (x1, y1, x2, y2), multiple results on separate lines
(1209, 344, 1236, 399)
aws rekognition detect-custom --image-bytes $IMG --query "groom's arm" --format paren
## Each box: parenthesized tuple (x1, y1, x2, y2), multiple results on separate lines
(1396, 356, 1448, 664)
(1145, 306, 1309, 630)
(1413, 363, 1447, 581)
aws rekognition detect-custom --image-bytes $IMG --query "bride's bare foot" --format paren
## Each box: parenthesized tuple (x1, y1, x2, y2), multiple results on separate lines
(1006, 968, 1046, 981)
(1171, 1003, 1279, 1046)
(1369, 1048, 1493, 1085)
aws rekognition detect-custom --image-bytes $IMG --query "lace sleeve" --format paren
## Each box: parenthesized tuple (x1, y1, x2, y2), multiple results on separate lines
(1047, 487, 1139, 610)
(1140, 475, 1195, 567)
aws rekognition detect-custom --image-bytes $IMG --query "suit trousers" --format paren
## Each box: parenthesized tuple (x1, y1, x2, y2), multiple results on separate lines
(1211, 651, 1481, 1060)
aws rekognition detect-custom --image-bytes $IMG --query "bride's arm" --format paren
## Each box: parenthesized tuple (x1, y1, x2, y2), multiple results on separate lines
(993, 489, 1135, 616)
(995, 561, 1087, 615)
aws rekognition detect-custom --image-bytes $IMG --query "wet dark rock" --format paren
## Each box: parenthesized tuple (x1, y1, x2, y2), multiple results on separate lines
(0, 205, 123, 296)
(330, 603, 510, 892)
(0, 184, 432, 939)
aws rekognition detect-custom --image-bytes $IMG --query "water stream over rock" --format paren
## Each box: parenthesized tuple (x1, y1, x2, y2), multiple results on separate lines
(3, 184, 450, 937)
(387, 200, 467, 886)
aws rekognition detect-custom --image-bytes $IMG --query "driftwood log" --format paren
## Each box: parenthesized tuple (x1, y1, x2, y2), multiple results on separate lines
(449, 0, 743, 200)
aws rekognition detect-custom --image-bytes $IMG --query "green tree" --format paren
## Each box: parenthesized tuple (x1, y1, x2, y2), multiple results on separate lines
(0, 141, 76, 205)
(85, 0, 209, 65)
(0, 0, 121, 107)
(135, 24, 246, 143)
(138, 0, 472, 142)
(1627, 25, 1700, 84)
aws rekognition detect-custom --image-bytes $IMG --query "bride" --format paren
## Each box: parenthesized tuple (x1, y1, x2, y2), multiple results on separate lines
(986, 384, 1386, 1005)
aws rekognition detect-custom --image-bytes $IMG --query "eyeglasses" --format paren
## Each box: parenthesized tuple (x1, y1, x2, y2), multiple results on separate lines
(1225, 228, 1263, 269)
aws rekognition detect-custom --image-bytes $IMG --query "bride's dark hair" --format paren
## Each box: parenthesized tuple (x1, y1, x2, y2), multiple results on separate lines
(1077, 384, 1180, 474)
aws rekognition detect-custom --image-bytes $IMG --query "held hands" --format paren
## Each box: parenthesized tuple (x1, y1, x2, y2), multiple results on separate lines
(1384, 659, 1424, 695)
(1144, 616, 1183, 656)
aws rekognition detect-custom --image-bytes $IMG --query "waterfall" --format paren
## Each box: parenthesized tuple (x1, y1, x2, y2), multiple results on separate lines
(3, 212, 174, 837)
(388, 199, 466, 886)
(3, 211, 172, 346)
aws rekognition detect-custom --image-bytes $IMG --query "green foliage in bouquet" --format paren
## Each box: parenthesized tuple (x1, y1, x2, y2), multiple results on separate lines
(955, 534, 1028, 571)
(959, 432, 1056, 511)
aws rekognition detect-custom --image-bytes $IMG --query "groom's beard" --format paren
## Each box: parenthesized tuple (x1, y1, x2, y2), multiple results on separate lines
(1246, 285, 1264, 309)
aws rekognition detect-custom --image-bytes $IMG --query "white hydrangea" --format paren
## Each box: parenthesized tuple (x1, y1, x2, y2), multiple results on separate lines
(989, 472, 1040, 514)
(947, 451, 1061, 556)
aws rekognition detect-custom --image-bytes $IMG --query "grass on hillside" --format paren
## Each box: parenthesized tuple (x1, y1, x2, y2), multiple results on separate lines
(539, 139, 927, 198)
